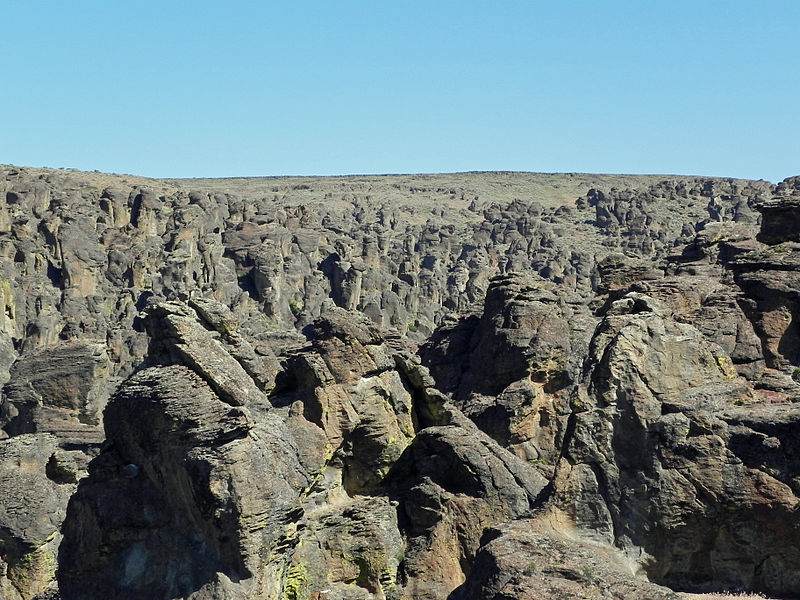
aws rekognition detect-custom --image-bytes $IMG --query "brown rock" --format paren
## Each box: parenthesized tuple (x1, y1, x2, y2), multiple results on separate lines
(451, 517, 680, 600)
(551, 293, 800, 597)
(58, 365, 308, 600)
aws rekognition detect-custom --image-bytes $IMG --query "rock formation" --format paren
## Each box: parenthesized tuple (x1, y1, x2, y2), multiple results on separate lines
(0, 165, 798, 599)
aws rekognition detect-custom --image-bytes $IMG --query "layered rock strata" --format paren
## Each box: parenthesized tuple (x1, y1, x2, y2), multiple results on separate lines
(0, 166, 798, 599)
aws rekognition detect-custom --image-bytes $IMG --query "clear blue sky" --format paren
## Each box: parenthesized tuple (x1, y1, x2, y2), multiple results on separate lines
(2, 1, 798, 182)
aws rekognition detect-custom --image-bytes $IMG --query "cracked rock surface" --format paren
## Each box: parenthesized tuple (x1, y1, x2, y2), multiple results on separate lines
(1, 166, 799, 599)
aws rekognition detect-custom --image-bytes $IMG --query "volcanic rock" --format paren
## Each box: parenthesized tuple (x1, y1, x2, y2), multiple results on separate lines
(0, 166, 798, 599)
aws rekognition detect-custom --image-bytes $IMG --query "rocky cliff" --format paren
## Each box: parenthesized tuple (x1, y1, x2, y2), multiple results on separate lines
(0, 165, 798, 599)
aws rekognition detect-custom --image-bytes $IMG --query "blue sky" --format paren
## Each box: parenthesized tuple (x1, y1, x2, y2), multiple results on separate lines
(2, 1, 798, 181)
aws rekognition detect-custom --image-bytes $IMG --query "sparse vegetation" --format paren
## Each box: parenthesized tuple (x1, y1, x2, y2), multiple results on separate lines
(288, 297, 305, 318)
(680, 592, 770, 599)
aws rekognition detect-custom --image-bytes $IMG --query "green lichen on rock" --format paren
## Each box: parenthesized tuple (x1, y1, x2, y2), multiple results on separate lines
(288, 297, 305, 318)
(715, 353, 738, 380)
(284, 563, 309, 600)
(8, 546, 58, 599)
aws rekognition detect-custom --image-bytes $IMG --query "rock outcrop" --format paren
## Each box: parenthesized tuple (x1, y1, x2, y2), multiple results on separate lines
(450, 517, 681, 600)
(52, 295, 551, 599)
(730, 221, 800, 372)
(1, 341, 109, 445)
(1, 165, 799, 599)
(0, 434, 73, 600)
(551, 291, 800, 596)
(428, 189, 800, 597)
(757, 177, 800, 245)
(420, 272, 591, 466)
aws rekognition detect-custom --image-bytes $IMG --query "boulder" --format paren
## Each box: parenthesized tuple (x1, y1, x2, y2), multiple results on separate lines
(1, 342, 110, 445)
(385, 419, 548, 599)
(450, 518, 680, 600)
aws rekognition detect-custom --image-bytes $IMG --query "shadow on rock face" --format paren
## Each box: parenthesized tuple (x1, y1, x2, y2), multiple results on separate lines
(57, 365, 308, 600)
(552, 292, 800, 598)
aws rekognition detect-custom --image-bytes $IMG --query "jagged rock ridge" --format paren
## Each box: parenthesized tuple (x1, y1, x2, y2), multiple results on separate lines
(0, 165, 798, 599)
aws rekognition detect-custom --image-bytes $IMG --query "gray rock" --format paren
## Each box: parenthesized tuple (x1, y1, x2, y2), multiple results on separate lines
(757, 179, 800, 245)
(0, 434, 73, 599)
(58, 365, 308, 600)
(450, 517, 681, 600)
(551, 292, 800, 597)
(385, 420, 549, 599)
(421, 273, 587, 464)
(1, 341, 110, 445)
(0, 165, 797, 598)
(143, 300, 271, 409)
